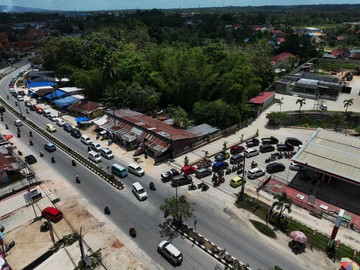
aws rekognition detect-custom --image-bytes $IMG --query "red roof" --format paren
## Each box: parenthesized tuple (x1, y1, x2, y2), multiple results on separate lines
(272, 52, 294, 63)
(331, 48, 349, 56)
(278, 38, 285, 43)
(271, 30, 284, 36)
(249, 92, 275, 104)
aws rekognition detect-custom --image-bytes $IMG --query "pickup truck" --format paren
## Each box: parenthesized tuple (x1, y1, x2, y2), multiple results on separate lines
(261, 136, 279, 145)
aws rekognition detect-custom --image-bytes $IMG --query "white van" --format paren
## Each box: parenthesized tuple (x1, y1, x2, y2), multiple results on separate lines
(132, 182, 147, 201)
(244, 148, 259, 158)
(88, 150, 101, 163)
(158, 240, 183, 265)
(81, 135, 92, 145)
(42, 110, 51, 118)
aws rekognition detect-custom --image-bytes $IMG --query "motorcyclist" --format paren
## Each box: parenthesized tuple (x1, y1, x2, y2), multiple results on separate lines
(76, 175, 80, 183)
(104, 206, 110, 214)
(29, 131, 33, 137)
(5, 124, 8, 129)
(39, 150, 44, 157)
(29, 139, 33, 146)
(72, 160, 76, 166)
(149, 181, 155, 190)
(51, 156, 55, 163)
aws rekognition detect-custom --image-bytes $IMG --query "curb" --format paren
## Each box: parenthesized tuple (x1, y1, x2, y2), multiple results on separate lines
(171, 223, 251, 270)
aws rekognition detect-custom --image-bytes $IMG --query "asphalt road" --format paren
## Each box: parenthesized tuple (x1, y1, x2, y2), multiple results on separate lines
(0, 64, 310, 270)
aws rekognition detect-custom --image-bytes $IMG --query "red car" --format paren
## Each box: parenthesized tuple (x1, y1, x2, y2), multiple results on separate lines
(230, 145, 245, 155)
(41, 207, 63, 223)
(181, 165, 197, 175)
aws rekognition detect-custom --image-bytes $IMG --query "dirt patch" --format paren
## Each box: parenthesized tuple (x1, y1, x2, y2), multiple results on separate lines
(112, 238, 124, 249)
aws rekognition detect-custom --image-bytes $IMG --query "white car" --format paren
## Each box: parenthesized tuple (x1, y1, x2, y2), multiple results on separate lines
(14, 119, 23, 127)
(80, 135, 92, 145)
(247, 167, 265, 179)
(48, 114, 58, 122)
(289, 161, 301, 171)
(100, 147, 114, 159)
(132, 182, 148, 201)
(17, 95, 24, 101)
(56, 119, 65, 127)
(158, 240, 183, 265)
(91, 142, 102, 152)
(128, 163, 145, 177)
(88, 150, 101, 163)
(244, 148, 259, 158)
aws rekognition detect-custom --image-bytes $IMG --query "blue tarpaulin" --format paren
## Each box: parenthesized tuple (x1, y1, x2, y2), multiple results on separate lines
(27, 81, 56, 88)
(53, 96, 80, 107)
(44, 90, 67, 100)
(75, 117, 89, 123)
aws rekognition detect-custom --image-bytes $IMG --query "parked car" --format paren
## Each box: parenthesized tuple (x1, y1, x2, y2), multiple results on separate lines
(266, 163, 285, 173)
(196, 158, 212, 169)
(16, 95, 24, 101)
(277, 143, 294, 152)
(24, 100, 32, 107)
(171, 175, 192, 187)
(246, 137, 260, 148)
(230, 176, 246, 188)
(63, 123, 73, 132)
(88, 150, 101, 163)
(25, 154, 37, 164)
(195, 168, 212, 179)
(44, 142, 56, 152)
(244, 148, 259, 158)
(48, 114, 57, 122)
(230, 154, 244, 165)
(181, 165, 197, 175)
(100, 147, 114, 159)
(90, 142, 102, 152)
(71, 129, 81, 138)
(285, 137, 303, 147)
(261, 136, 279, 144)
(289, 161, 301, 171)
(259, 144, 275, 153)
(41, 207, 63, 223)
(320, 104, 328, 111)
(214, 152, 230, 162)
(161, 168, 181, 182)
(56, 119, 65, 127)
(46, 124, 56, 133)
(158, 240, 183, 265)
(128, 163, 145, 176)
(80, 135, 92, 145)
(230, 145, 245, 155)
(247, 167, 265, 179)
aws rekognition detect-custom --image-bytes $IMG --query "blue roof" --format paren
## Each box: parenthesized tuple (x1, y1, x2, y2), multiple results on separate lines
(27, 81, 56, 88)
(53, 96, 80, 107)
(44, 90, 67, 100)
(75, 117, 89, 122)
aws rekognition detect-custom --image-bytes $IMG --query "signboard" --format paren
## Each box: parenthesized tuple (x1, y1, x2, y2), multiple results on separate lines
(23, 189, 42, 204)
(26, 173, 35, 181)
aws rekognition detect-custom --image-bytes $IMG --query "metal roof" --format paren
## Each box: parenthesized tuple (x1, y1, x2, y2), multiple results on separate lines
(292, 128, 360, 185)
(295, 78, 319, 89)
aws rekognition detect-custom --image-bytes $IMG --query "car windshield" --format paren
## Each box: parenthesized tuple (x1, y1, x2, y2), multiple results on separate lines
(136, 167, 142, 171)
(138, 188, 145, 194)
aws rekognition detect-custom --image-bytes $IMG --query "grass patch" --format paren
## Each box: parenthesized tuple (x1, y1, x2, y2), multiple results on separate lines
(250, 219, 277, 239)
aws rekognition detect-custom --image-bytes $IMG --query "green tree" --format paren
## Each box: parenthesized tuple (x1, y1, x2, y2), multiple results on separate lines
(160, 195, 194, 224)
(127, 82, 160, 113)
(332, 113, 343, 131)
(101, 83, 128, 120)
(166, 105, 190, 128)
(296, 98, 306, 114)
(343, 98, 354, 114)
(266, 112, 289, 126)
(271, 192, 293, 220)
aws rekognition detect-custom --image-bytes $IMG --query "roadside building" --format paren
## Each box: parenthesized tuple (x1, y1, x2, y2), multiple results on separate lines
(249, 92, 276, 111)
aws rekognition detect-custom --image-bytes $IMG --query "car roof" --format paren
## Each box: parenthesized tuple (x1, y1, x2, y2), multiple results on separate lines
(132, 181, 143, 189)
(42, 207, 60, 215)
(231, 176, 242, 181)
(45, 142, 54, 146)
(249, 167, 262, 173)
(129, 163, 140, 168)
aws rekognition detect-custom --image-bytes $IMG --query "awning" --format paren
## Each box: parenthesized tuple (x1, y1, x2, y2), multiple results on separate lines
(75, 117, 89, 123)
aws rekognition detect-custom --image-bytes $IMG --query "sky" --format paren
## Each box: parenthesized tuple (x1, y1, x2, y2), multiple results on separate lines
(1, 0, 359, 11)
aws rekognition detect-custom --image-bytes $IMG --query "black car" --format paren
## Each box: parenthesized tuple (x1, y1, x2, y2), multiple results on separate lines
(25, 155, 37, 165)
(195, 168, 212, 179)
(71, 129, 81, 138)
(277, 143, 295, 152)
(266, 162, 285, 173)
(285, 137, 303, 147)
(246, 137, 260, 148)
(259, 144, 275, 153)
(261, 136, 279, 145)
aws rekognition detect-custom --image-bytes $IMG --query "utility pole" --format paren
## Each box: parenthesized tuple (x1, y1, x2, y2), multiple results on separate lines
(240, 156, 246, 195)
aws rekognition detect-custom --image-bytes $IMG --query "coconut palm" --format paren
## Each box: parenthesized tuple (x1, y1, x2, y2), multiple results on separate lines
(343, 98, 354, 114)
(271, 192, 293, 220)
(101, 83, 128, 122)
(296, 98, 306, 114)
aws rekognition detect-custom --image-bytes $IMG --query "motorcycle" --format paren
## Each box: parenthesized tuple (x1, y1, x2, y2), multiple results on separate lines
(129, 227, 137, 238)
(51, 157, 55, 163)
(213, 180, 220, 187)
(225, 168, 231, 175)
(201, 183, 209, 191)
(17, 132, 21, 138)
(5, 124, 8, 129)
(251, 161, 257, 168)
(76, 175, 81, 184)
(29, 139, 33, 146)
(29, 131, 33, 137)
(72, 160, 76, 166)
(188, 182, 197, 190)
(219, 175, 225, 183)
(104, 206, 110, 215)
(149, 182, 156, 191)
(40, 221, 49, 232)
(18, 150, 23, 156)
(39, 151, 44, 157)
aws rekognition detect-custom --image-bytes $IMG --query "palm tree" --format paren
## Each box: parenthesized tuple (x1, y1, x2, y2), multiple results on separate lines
(343, 98, 354, 114)
(102, 55, 118, 81)
(277, 98, 284, 112)
(101, 84, 128, 122)
(296, 98, 306, 114)
(271, 192, 293, 220)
